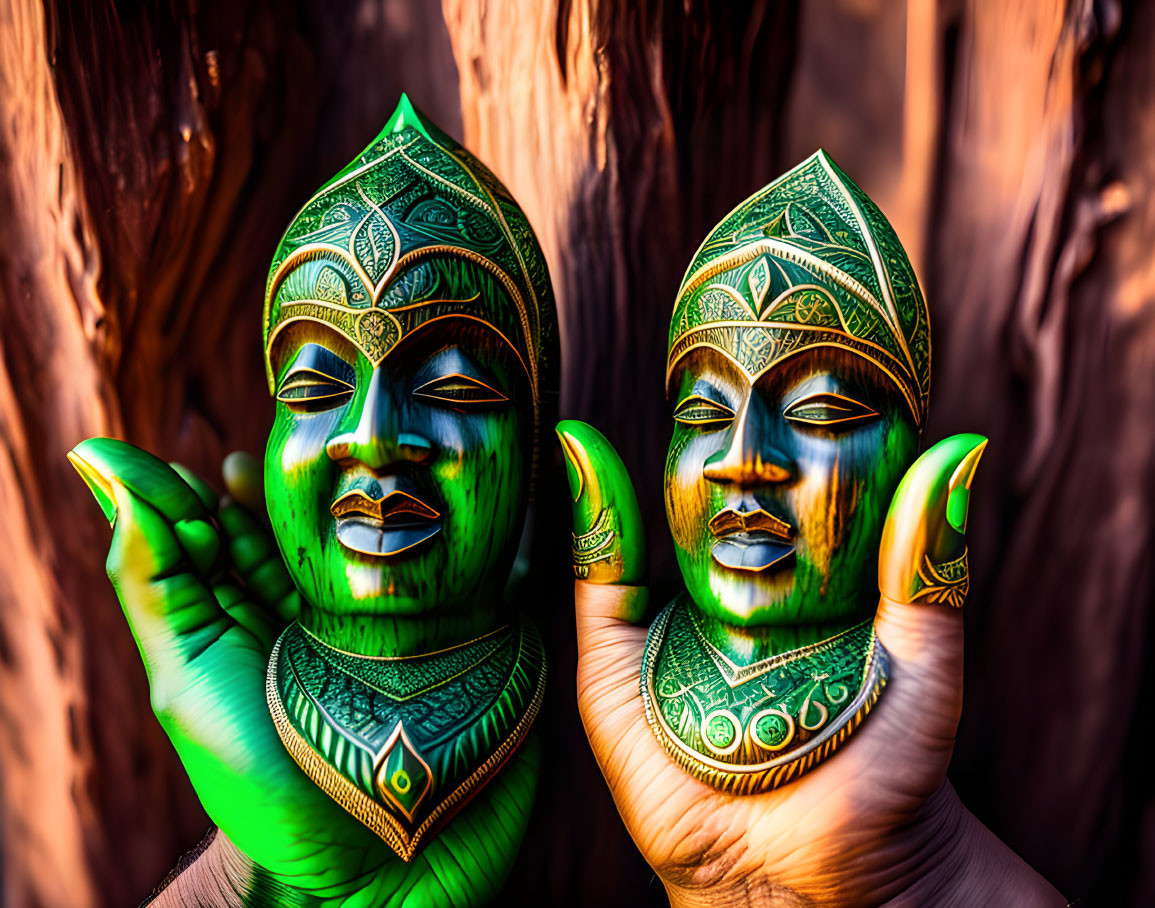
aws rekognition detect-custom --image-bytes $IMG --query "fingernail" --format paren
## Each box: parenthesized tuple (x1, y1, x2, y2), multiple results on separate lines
(946, 438, 987, 534)
(555, 420, 645, 585)
(556, 426, 584, 503)
(67, 449, 117, 524)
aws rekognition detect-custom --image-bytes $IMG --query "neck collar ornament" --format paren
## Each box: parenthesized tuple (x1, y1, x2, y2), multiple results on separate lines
(268, 620, 545, 861)
(641, 596, 886, 793)
(668, 149, 930, 428)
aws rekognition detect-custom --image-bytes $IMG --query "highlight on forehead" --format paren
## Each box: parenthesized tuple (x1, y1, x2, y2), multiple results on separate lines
(666, 332, 921, 426)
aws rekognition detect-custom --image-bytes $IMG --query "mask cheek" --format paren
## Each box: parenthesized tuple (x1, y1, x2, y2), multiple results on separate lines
(665, 433, 712, 553)
(790, 459, 863, 598)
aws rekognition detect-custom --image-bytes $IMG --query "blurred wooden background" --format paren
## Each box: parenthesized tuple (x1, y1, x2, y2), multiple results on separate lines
(2, 0, 1153, 904)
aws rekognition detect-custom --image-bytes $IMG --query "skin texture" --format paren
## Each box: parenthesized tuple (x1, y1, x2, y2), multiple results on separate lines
(562, 426, 1065, 906)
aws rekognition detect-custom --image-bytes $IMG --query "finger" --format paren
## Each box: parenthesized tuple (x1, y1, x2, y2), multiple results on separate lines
(222, 450, 265, 517)
(170, 462, 220, 512)
(212, 579, 280, 652)
(218, 497, 300, 622)
(556, 422, 659, 791)
(69, 437, 206, 526)
(873, 433, 988, 749)
(68, 438, 240, 683)
(556, 420, 648, 621)
(173, 457, 298, 626)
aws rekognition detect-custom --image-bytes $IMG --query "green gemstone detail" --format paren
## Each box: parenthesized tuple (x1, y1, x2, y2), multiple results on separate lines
(375, 723, 431, 820)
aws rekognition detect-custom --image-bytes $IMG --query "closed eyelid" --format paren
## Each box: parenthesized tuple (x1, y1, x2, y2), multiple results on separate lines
(673, 394, 736, 425)
(417, 345, 503, 387)
(690, 379, 732, 405)
(413, 372, 509, 403)
(784, 391, 877, 425)
(675, 393, 734, 411)
(280, 368, 354, 388)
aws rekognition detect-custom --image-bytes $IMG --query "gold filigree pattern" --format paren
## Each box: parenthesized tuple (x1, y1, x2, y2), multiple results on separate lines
(263, 96, 556, 417)
(641, 597, 890, 794)
(667, 151, 930, 428)
(910, 550, 969, 608)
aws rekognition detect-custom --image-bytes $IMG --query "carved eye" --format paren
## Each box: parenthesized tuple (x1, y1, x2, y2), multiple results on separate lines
(413, 373, 509, 407)
(276, 369, 354, 410)
(784, 392, 878, 427)
(673, 395, 736, 428)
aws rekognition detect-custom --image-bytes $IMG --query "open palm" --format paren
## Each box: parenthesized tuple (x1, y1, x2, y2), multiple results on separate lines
(70, 438, 536, 907)
(559, 423, 1062, 908)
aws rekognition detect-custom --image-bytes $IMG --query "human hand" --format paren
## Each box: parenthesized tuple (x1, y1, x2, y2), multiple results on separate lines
(70, 439, 537, 907)
(557, 421, 1063, 908)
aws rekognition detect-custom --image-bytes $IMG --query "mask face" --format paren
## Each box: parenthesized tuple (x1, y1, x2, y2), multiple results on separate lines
(259, 96, 556, 651)
(643, 149, 930, 793)
(258, 97, 556, 858)
(662, 149, 930, 653)
(266, 294, 531, 631)
(665, 344, 918, 635)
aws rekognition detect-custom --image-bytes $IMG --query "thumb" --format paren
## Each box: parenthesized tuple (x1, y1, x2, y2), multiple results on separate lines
(556, 420, 648, 623)
(557, 421, 653, 770)
(874, 433, 988, 752)
(67, 437, 236, 687)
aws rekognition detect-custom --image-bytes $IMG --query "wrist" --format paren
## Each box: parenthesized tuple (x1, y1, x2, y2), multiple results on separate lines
(146, 829, 323, 908)
(661, 783, 1064, 908)
(886, 785, 1065, 908)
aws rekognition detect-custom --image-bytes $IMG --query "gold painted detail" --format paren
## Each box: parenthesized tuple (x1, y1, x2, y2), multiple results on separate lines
(262, 99, 557, 421)
(266, 619, 546, 861)
(911, 549, 969, 608)
(571, 507, 616, 573)
(373, 722, 434, 822)
(641, 597, 888, 794)
(667, 150, 930, 428)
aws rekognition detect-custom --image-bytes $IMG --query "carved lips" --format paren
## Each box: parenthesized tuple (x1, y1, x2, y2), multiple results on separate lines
(331, 488, 442, 557)
(708, 506, 796, 573)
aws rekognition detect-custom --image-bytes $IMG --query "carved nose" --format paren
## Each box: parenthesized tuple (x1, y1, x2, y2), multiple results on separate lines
(702, 399, 794, 486)
(702, 453, 792, 485)
(325, 374, 433, 469)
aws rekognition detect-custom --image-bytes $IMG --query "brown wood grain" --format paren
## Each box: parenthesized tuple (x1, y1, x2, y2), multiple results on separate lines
(1, 0, 1152, 904)
(1, 0, 460, 903)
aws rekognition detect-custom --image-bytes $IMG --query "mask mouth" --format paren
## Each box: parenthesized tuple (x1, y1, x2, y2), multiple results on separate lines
(708, 506, 795, 574)
(330, 487, 442, 557)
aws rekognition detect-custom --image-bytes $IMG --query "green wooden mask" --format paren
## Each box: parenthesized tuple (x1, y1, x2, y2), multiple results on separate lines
(664, 150, 928, 640)
(263, 95, 557, 654)
(644, 151, 929, 793)
(262, 96, 556, 858)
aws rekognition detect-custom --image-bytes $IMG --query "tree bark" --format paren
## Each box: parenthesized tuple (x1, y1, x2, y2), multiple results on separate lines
(2, 0, 1155, 904)
(443, 0, 1155, 904)
(0, 1, 459, 903)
